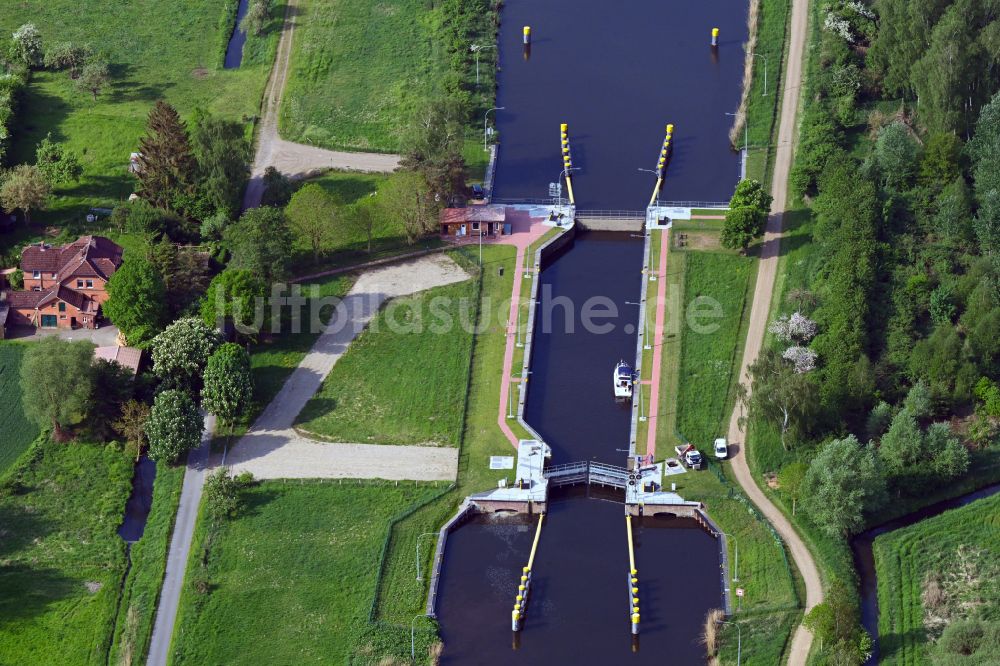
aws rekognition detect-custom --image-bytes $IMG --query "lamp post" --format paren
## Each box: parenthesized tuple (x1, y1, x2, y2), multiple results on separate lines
(411, 614, 431, 662)
(484, 106, 505, 152)
(725, 112, 748, 154)
(718, 620, 743, 666)
(720, 530, 740, 582)
(470, 44, 496, 85)
(557, 167, 579, 206)
(626, 300, 650, 352)
(752, 52, 768, 96)
(639, 167, 662, 208)
(415, 532, 437, 581)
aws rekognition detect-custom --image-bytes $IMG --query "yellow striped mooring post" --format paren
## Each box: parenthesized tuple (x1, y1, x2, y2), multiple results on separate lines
(523, 26, 531, 44)
(626, 515, 640, 635)
(560, 123, 576, 204)
(512, 513, 545, 632)
(649, 124, 674, 206)
(711, 27, 719, 47)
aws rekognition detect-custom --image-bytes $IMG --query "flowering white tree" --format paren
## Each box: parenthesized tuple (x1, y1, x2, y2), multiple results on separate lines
(769, 311, 818, 344)
(783, 345, 819, 373)
(12, 24, 43, 67)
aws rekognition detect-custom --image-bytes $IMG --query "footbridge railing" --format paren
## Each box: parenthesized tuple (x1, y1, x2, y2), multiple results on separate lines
(544, 461, 630, 489)
(575, 209, 647, 219)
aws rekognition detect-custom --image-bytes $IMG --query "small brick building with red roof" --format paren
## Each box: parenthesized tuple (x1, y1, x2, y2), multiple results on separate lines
(6, 236, 123, 329)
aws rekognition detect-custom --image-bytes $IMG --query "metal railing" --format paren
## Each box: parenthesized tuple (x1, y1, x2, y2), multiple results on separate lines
(576, 209, 647, 219)
(544, 461, 630, 489)
(654, 200, 730, 209)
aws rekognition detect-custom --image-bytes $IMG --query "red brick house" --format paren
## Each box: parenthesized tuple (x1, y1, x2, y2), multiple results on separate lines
(439, 205, 509, 237)
(6, 236, 123, 329)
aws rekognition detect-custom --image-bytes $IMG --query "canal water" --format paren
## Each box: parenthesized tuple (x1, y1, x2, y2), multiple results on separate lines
(437, 0, 746, 661)
(438, 495, 722, 664)
(118, 455, 156, 543)
(852, 483, 1000, 664)
(224, 0, 251, 70)
(492, 0, 747, 207)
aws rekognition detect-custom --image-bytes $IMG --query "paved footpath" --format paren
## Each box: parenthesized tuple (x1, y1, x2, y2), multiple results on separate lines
(495, 210, 552, 446)
(644, 230, 670, 457)
(723, 0, 823, 662)
(147, 414, 215, 666)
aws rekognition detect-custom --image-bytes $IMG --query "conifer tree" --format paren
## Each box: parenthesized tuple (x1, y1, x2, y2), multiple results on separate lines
(136, 100, 197, 211)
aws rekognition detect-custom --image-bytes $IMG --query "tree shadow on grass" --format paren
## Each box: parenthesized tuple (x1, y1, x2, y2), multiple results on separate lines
(7, 88, 74, 164)
(0, 503, 77, 626)
(107, 63, 173, 104)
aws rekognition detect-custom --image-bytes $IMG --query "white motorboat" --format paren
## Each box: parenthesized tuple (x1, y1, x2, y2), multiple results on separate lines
(613, 360, 634, 399)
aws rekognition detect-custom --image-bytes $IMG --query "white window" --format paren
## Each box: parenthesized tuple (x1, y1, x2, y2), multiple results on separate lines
(85, 280, 93, 288)
(77, 279, 84, 288)
(32, 271, 40, 279)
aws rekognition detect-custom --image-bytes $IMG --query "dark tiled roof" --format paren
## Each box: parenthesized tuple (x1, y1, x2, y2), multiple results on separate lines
(21, 235, 123, 281)
(440, 205, 507, 225)
(7, 286, 97, 313)
(7, 290, 47, 309)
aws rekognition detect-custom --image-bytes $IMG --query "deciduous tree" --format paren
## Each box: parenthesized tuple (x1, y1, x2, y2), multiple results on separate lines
(43, 42, 91, 77)
(103, 255, 168, 346)
(0, 164, 51, 224)
(241, 0, 272, 36)
(224, 206, 292, 282)
(35, 133, 83, 183)
(739, 348, 818, 450)
(146, 389, 203, 463)
(377, 170, 435, 244)
(150, 317, 221, 393)
(201, 343, 252, 430)
(286, 183, 339, 261)
(801, 436, 886, 537)
(76, 56, 110, 101)
(200, 268, 267, 336)
(11, 24, 43, 68)
(20, 337, 95, 440)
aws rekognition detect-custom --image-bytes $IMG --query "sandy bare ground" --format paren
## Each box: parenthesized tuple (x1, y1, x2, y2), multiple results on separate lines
(222, 254, 468, 480)
(241, 0, 400, 210)
(723, 0, 823, 663)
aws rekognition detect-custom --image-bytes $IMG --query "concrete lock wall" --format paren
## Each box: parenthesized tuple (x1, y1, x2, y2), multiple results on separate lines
(575, 216, 645, 232)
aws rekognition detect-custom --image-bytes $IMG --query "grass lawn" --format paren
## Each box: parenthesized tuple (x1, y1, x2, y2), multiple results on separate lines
(0, 439, 132, 665)
(295, 276, 476, 446)
(0, 342, 39, 475)
(213, 273, 355, 448)
(873, 492, 1000, 665)
(368, 245, 521, 633)
(0, 0, 283, 225)
(108, 461, 185, 666)
(675, 249, 756, 448)
(168, 480, 444, 665)
(279, 0, 441, 153)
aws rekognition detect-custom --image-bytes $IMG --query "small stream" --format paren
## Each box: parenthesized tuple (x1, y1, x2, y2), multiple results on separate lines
(118, 454, 157, 543)
(224, 0, 251, 69)
(851, 483, 1000, 664)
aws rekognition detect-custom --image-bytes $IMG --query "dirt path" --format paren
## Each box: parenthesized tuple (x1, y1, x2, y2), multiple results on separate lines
(723, 0, 823, 663)
(241, 0, 400, 210)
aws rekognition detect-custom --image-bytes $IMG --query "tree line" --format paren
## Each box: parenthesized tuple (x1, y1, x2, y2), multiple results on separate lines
(739, 2, 1000, 662)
